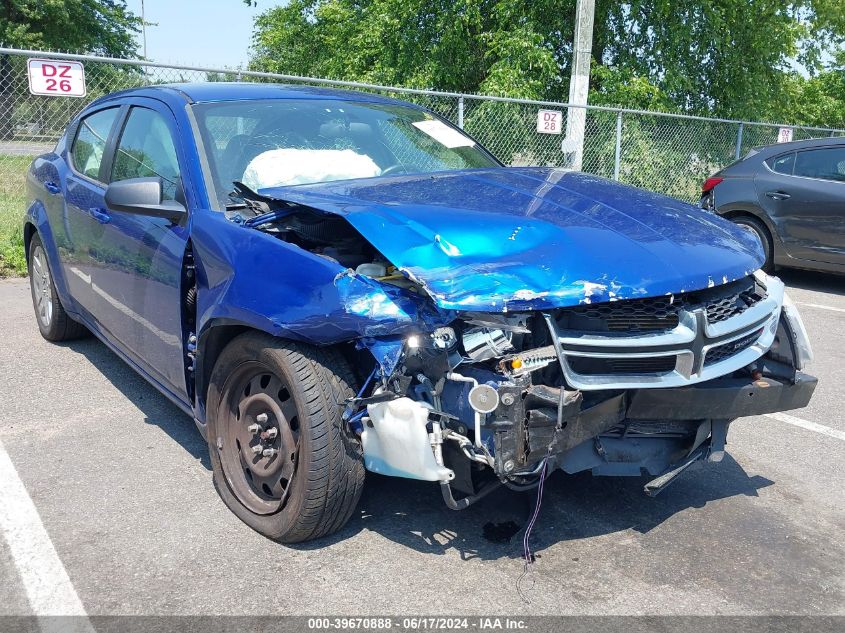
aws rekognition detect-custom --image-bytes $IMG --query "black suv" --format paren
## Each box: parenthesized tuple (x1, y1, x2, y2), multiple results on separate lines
(701, 137, 845, 274)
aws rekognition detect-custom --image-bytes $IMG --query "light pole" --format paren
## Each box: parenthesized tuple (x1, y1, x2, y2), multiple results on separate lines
(141, 0, 147, 59)
(561, 0, 595, 171)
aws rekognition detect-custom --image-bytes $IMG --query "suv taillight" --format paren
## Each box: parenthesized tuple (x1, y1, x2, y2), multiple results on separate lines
(702, 177, 723, 194)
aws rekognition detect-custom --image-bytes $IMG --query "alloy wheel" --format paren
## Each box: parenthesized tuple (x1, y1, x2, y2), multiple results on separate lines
(30, 245, 53, 328)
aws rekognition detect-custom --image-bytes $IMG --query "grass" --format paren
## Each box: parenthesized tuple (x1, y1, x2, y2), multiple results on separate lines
(0, 155, 33, 278)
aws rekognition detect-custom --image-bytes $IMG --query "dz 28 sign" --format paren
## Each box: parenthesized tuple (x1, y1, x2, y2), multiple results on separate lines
(27, 59, 87, 98)
(536, 109, 562, 135)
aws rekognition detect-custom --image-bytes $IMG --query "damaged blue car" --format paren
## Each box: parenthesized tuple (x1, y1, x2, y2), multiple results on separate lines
(25, 83, 817, 542)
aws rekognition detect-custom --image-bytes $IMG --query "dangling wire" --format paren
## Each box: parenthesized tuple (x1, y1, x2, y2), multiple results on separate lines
(357, 365, 378, 398)
(516, 457, 549, 604)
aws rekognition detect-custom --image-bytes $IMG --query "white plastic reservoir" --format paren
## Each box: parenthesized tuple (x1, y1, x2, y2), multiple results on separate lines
(362, 398, 454, 482)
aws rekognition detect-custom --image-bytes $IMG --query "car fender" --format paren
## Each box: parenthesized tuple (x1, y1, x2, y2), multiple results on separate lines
(23, 199, 77, 314)
(191, 210, 447, 343)
(188, 209, 452, 419)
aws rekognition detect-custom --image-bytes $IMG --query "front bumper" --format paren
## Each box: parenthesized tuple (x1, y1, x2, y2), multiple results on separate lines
(627, 371, 817, 419)
(491, 371, 818, 472)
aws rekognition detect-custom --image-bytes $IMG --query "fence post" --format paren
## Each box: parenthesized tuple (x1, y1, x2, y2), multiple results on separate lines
(457, 96, 464, 129)
(613, 110, 622, 181)
(735, 122, 744, 160)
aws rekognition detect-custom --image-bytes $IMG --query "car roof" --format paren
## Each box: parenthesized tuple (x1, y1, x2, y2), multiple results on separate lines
(752, 135, 845, 156)
(88, 82, 421, 109)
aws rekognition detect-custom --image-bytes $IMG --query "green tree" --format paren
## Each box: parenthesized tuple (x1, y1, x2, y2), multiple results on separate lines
(0, 0, 140, 56)
(599, 0, 844, 120)
(779, 51, 845, 128)
(250, 0, 845, 123)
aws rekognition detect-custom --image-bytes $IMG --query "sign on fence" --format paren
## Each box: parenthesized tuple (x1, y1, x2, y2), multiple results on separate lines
(27, 59, 87, 98)
(536, 109, 562, 135)
(777, 127, 794, 143)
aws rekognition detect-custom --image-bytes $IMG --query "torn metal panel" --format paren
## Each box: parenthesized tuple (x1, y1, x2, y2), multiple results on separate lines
(256, 167, 765, 312)
(191, 211, 453, 345)
(358, 336, 404, 376)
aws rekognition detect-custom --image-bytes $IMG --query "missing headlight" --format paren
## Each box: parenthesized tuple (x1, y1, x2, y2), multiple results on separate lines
(462, 327, 514, 361)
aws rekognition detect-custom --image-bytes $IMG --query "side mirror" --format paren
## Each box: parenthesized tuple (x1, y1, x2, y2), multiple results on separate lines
(105, 177, 186, 223)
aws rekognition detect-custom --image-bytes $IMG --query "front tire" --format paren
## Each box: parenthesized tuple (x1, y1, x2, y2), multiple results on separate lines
(28, 234, 88, 341)
(206, 332, 365, 543)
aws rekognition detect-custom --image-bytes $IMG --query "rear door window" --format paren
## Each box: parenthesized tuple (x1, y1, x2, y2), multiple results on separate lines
(766, 152, 795, 175)
(70, 108, 119, 181)
(793, 147, 845, 182)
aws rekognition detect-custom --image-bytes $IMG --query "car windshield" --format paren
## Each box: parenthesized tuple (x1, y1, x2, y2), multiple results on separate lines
(191, 98, 500, 209)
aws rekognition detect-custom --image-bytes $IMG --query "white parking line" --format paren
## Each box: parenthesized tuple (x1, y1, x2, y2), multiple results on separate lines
(0, 437, 93, 628)
(795, 301, 845, 314)
(765, 412, 845, 441)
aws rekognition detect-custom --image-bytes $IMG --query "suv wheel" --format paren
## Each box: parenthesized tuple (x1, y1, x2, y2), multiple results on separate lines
(206, 332, 365, 543)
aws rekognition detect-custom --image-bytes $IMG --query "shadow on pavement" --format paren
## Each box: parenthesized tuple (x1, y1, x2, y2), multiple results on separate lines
(63, 335, 774, 562)
(61, 335, 210, 470)
(297, 456, 773, 561)
(778, 267, 845, 296)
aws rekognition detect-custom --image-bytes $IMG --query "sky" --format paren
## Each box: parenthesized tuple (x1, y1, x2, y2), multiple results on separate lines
(124, 0, 284, 69)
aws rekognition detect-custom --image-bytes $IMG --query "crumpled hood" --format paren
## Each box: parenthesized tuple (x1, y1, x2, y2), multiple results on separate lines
(259, 167, 764, 312)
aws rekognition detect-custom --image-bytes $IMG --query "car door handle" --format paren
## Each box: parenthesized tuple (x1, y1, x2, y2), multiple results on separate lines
(44, 181, 61, 195)
(88, 207, 111, 224)
(765, 191, 791, 200)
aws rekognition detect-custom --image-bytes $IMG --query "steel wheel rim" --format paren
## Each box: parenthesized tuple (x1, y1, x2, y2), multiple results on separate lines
(31, 245, 53, 328)
(217, 362, 301, 515)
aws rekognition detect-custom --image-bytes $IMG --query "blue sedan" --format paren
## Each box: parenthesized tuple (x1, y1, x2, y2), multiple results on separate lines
(25, 83, 816, 542)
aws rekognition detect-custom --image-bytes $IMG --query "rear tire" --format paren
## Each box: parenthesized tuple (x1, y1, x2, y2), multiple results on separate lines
(28, 234, 88, 341)
(732, 216, 774, 273)
(206, 331, 364, 543)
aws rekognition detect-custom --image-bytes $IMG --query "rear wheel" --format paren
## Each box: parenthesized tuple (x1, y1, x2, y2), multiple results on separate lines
(732, 215, 774, 273)
(206, 332, 364, 542)
(28, 234, 88, 341)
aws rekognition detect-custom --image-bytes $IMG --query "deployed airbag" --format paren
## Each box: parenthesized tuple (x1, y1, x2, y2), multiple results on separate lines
(242, 148, 381, 189)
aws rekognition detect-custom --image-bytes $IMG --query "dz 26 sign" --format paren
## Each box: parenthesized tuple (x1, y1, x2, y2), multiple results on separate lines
(27, 59, 87, 98)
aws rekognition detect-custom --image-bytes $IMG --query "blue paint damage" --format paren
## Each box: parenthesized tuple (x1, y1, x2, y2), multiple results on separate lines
(258, 167, 765, 312)
(191, 210, 453, 346)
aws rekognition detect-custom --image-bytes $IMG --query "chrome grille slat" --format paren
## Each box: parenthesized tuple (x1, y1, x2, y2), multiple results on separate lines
(544, 274, 784, 391)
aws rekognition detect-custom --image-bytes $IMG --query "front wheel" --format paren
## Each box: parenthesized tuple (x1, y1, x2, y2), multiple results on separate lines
(206, 332, 365, 543)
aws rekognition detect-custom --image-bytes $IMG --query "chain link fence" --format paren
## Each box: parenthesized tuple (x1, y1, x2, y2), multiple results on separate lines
(1, 47, 843, 274)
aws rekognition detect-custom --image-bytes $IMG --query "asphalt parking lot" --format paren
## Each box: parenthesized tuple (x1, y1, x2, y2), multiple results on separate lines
(0, 270, 843, 618)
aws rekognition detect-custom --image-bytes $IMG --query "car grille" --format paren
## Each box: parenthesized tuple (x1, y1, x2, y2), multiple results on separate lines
(557, 276, 766, 334)
(704, 328, 763, 367)
(542, 274, 784, 390)
(561, 296, 679, 333)
(567, 355, 676, 376)
(702, 283, 766, 324)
